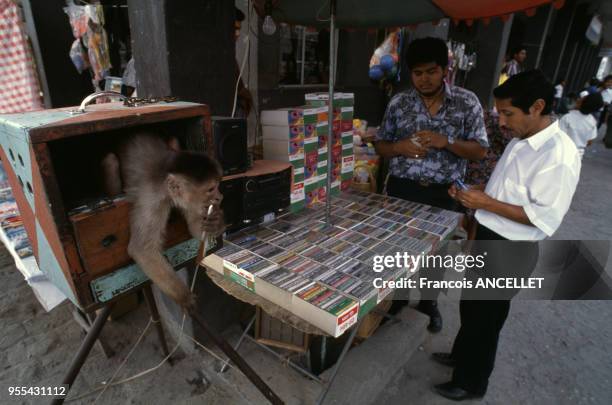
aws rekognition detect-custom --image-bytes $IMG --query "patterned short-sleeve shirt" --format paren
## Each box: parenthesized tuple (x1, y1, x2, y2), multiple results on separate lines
(376, 84, 489, 184)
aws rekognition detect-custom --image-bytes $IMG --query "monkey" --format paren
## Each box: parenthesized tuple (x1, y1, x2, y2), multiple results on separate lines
(101, 133, 225, 309)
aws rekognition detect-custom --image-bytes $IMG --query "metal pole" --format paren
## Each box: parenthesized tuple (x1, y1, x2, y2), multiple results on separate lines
(51, 303, 115, 405)
(325, 0, 336, 227)
(553, 1, 577, 83)
(219, 315, 256, 373)
(535, 5, 554, 69)
(189, 309, 284, 405)
(244, 335, 324, 383)
(566, 42, 579, 88)
(315, 320, 361, 405)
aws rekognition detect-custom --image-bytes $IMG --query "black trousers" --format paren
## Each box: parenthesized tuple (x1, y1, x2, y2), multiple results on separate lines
(387, 176, 460, 301)
(450, 224, 538, 395)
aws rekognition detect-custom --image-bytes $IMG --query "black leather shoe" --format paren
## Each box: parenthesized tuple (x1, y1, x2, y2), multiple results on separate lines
(433, 382, 484, 401)
(417, 301, 443, 333)
(431, 352, 456, 367)
(427, 309, 443, 333)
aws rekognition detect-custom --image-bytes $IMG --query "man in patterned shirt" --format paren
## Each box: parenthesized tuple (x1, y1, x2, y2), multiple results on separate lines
(375, 37, 488, 333)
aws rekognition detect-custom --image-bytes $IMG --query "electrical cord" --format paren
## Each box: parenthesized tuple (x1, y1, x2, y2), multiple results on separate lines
(69, 207, 232, 403)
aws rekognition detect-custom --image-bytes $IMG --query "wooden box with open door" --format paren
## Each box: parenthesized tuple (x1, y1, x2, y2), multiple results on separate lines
(0, 96, 219, 312)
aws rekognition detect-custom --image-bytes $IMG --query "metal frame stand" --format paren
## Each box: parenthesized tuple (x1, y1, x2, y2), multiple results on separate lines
(51, 283, 171, 404)
(217, 313, 362, 405)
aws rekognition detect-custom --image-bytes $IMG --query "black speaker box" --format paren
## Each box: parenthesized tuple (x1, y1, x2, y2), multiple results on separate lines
(211, 117, 249, 176)
(219, 177, 245, 232)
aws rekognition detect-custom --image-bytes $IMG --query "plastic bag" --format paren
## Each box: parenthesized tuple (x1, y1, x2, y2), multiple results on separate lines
(63, 5, 88, 38)
(368, 30, 400, 82)
(69, 39, 89, 73)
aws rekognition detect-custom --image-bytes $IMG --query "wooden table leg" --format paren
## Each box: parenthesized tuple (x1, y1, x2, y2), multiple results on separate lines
(51, 303, 115, 405)
(143, 283, 171, 359)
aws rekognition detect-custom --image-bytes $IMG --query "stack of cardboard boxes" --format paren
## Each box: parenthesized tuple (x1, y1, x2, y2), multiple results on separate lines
(262, 92, 355, 213)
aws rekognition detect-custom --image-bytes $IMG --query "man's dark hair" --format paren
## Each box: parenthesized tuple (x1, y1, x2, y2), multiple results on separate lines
(604, 74, 612, 82)
(511, 46, 526, 57)
(404, 37, 448, 70)
(493, 69, 555, 115)
(579, 92, 604, 115)
(235, 7, 245, 22)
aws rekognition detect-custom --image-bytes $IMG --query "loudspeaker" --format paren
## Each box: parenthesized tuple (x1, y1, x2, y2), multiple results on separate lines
(219, 177, 245, 232)
(212, 117, 249, 175)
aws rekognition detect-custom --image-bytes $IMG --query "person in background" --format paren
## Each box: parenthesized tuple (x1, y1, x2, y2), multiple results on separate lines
(559, 92, 603, 159)
(560, 92, 578, 114)
(504, 46, 527, 78)
(433, 70, 581, 401)
(586, 78, 600, 95)
(598, 75, 612, 127)
(375, 37, 488, 333)
(553, 79, 565, 113)
(234, 7, 253, 118)
(463, 111, 514, 239)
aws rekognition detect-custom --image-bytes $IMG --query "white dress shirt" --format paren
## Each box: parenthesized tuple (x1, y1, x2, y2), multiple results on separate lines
(558, 110, 597, 158)
(602, 88, 612, 105)
(475, 120, 581, 240)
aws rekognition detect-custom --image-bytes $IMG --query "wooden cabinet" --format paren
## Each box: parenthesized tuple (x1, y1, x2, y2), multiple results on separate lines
(0, 101, 213, 310)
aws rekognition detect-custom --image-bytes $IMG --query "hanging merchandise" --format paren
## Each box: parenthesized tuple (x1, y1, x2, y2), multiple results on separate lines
(0, 1, 43, 113)
(369, 29, 401, 81)
(64, 2, 112, 85)
(368, 29, 404, 96)
(69, 39, 90, 73)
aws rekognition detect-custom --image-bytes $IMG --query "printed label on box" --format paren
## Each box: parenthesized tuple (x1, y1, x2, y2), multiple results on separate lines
(342, 142, 353, 151)
(336, 303, 359, 334)
(342, 156, 354, 173)
(223, 261, 256, 292)
(291, 182, 305, 203)
(289, 152, 305, 161)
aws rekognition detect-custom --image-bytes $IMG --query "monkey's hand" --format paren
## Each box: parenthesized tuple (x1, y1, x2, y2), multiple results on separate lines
(128, 241, 196, 311)
(202, 207, 226, 237)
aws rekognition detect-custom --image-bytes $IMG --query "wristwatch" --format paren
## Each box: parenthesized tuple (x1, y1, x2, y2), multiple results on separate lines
(447, 135, 455, 146)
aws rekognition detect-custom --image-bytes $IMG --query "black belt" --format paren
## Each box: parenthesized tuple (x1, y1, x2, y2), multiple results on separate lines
(390, 176, 452, 189)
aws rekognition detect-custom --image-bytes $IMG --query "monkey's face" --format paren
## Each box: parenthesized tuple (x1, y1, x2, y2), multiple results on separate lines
(190, 179, 223, 216)
(167, 175, 222, 216)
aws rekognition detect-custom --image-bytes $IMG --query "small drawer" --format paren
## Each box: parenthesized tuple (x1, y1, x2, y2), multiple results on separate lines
(70, 199, 192, 278)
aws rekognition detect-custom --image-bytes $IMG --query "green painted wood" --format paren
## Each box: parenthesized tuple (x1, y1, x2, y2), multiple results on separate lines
(0, 110, 75, 134)
(90, 237, 202, 303)
(35, 220, 78, 304)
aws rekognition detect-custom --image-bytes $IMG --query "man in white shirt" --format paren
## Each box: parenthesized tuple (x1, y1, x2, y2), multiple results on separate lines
(559, 92, 603, 158)
(431, 70, 581, 401)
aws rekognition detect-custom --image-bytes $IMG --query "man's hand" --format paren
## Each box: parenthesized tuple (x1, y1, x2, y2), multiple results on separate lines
(393, 137, 428, 159)
(448, 184, 459, 200)
(456, 189, 494, 210)
(415, 130, 448, 149)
